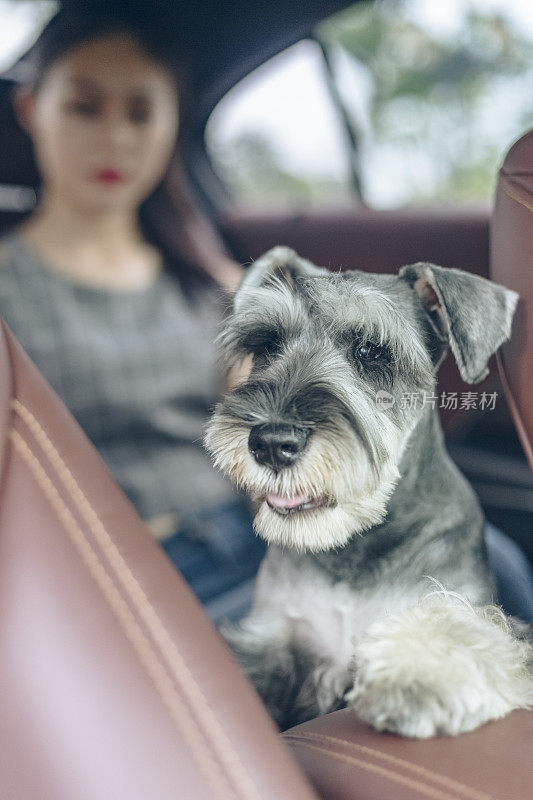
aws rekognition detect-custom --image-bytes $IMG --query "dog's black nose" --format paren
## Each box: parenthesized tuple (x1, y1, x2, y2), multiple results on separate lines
(248, 424, 309, 470)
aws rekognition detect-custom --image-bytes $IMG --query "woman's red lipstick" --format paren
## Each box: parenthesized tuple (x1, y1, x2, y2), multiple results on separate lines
(94, 168, 125, 184)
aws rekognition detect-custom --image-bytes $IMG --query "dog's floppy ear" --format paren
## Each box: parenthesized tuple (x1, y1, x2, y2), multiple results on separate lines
(234, 246, 327, 313)
(399, 262, 519, 384)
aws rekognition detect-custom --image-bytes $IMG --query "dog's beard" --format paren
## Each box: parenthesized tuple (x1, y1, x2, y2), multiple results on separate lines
(204, 414, 404, 551)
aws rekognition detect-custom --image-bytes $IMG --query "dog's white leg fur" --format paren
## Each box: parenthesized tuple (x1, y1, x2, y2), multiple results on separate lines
(346, 592, 533, 738)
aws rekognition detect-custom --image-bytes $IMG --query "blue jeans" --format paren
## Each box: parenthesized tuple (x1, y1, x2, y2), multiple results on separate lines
(160, 499, 266, 623)
(485, 523, 533, 624)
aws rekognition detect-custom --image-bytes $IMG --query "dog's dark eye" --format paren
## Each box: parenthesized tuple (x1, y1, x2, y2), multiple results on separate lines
(253, 340, 280, 360)
(354, 341, 389, 362)
(242, 328, 283, 363)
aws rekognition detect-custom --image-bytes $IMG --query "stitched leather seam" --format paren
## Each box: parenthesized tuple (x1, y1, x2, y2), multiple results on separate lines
(501, 179, 533, 214)
(11, 399, 263, 800)
(9, 426, 238, 800)
(283, 731, 494, 800)
(288, 740, 465, 800)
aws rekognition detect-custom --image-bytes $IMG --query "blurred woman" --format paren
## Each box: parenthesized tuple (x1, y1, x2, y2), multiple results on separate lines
(0, 9, 264, 621)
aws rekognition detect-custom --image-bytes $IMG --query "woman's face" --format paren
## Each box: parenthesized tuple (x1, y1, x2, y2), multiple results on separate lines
(19, 34, 179, 214)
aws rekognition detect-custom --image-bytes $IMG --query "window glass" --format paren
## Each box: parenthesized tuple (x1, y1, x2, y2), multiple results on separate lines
(318, 0, 533, 207)
(207, 0, 533, 209)
(205, 39, 354, 209)
(0, 2, 57, 213)
(0, 1, 57, 71)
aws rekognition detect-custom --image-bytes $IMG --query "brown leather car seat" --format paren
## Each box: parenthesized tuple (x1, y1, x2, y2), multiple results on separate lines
(0, 319, 318, 800)
(491, 128, 533, 470)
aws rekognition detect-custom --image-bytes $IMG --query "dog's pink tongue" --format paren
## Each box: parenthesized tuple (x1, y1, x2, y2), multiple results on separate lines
(266, 492, 310, 509)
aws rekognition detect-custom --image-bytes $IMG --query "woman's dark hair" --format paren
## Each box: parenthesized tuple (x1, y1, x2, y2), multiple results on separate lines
(13, 6, 231, 296)
(29, 6, 186, 89)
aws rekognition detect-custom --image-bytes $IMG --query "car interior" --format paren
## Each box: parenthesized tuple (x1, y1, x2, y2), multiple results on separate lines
(0, 0, 532, 798)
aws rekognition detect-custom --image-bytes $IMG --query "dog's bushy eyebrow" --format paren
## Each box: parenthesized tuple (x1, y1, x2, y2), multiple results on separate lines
(218, 314, 301, 364)
(230, 319, 285, 355)
(218, 280, 308, 365)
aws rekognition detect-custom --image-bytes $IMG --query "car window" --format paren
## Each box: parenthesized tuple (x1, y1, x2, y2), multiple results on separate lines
(0, 1, 57, 216)
(0, 0, 57, 71)
(205, 39, 355, 210)
(206, 0, 533, 210)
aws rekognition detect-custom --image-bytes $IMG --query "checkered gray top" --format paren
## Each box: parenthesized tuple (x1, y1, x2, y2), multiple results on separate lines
(0, 232, 237, 522)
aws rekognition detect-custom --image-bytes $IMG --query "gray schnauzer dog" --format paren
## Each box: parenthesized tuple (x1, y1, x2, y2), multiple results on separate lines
(204, 246, 533, 738)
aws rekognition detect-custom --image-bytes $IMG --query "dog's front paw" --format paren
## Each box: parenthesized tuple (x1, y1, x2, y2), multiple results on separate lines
(345, 596, 533, 738)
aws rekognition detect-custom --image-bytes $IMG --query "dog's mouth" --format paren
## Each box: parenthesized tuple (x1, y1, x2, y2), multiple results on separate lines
(265, 491, 335, 515)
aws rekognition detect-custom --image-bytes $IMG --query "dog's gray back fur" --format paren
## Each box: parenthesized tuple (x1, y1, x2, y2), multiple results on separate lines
(204, 247, 529, 734)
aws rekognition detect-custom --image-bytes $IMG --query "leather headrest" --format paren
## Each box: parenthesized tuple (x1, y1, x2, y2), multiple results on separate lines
(500, 128, 533, 178)
(491, 129, 533, 469)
